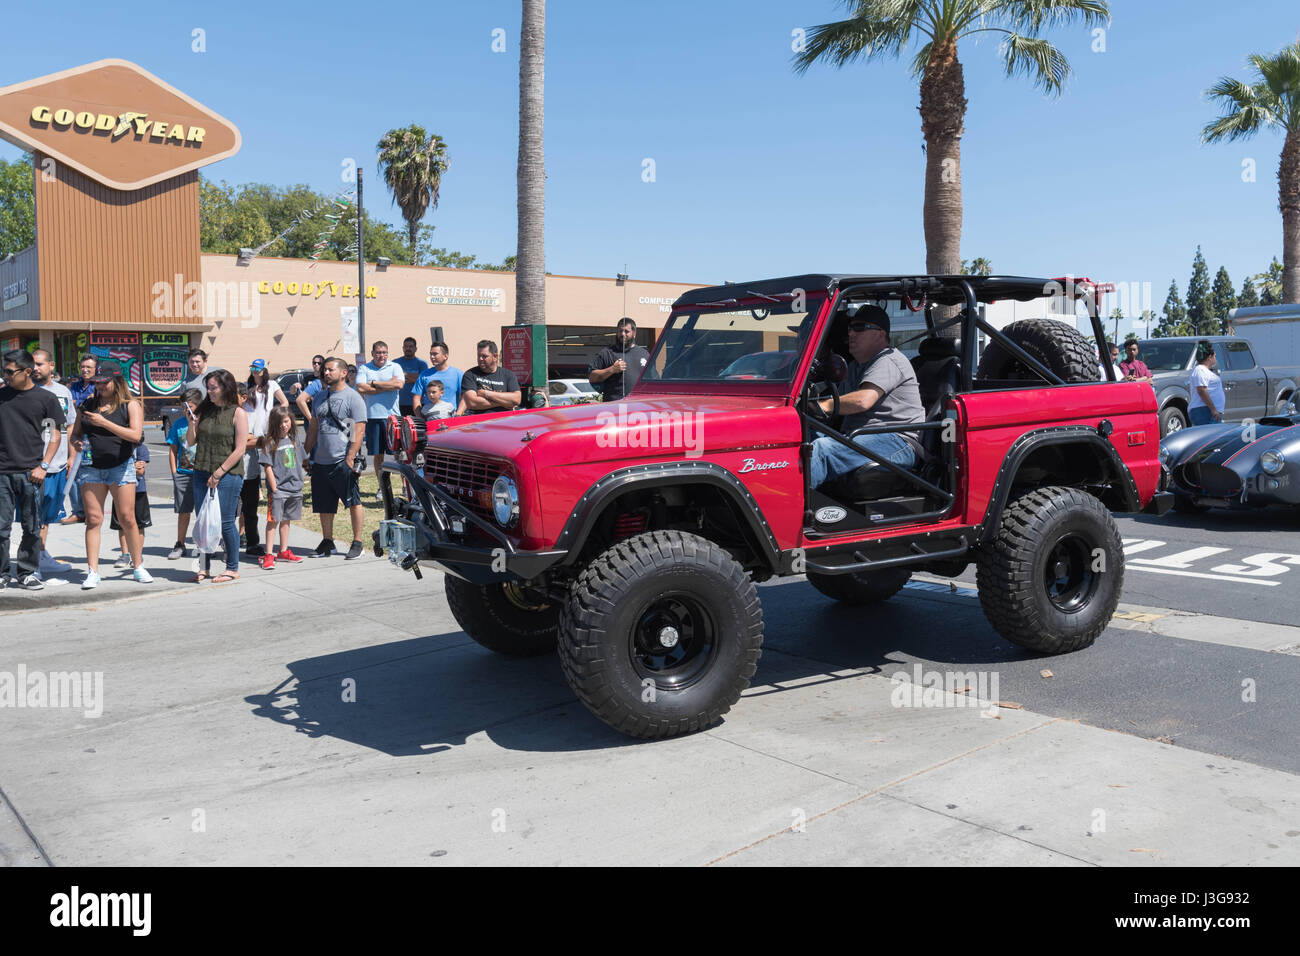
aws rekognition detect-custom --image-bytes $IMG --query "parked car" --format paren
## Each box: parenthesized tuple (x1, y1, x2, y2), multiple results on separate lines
(1132, 336, 1299, 436)
(375, 272, 1166, 739)
(1160, 399, 1300, 513)
(547, 379, 600, 405)
(275, 369, 317, 419)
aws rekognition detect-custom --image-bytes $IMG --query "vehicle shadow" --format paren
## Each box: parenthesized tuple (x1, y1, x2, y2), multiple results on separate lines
(1129, 507, 1300, 535)
(246, 580, 1035, 756)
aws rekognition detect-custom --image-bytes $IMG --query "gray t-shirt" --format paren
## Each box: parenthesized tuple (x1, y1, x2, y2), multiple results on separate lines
(839, 348, 925, 453)
(310, 386, 366, 464)
(41, 380, 76, 472)
(258, 436, 305, 496)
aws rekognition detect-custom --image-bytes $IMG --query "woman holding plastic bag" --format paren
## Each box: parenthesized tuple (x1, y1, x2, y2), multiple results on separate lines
(188, 369, 249, 583)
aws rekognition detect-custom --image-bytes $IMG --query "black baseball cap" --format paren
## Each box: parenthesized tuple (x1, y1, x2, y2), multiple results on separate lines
(848, 304, 890, 334)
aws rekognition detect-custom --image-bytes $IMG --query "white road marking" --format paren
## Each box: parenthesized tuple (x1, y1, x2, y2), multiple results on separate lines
(1128, 546, 1232, 569)
(1123, 565, 1280, 586)
(1121, 539, 1285, 586)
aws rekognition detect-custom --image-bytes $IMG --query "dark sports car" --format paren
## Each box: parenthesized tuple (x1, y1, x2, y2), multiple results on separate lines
(1160, 406, 1300, 512)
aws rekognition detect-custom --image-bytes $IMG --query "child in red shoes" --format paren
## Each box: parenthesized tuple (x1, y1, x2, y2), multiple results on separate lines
(257, 407, 305, 569)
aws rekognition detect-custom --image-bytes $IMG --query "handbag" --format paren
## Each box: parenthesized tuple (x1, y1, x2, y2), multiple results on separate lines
(325, 396, 366, 473)
(193, 487, 223, 553)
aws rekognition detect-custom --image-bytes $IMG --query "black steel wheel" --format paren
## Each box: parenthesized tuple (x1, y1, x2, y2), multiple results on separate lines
(976, 486, 1123, 654)
(559, 530, 763, 739)
(445, 575, 559, 657)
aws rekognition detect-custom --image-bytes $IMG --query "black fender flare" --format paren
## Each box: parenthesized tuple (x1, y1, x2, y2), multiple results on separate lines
(977, 425, 1140, 544)
(552, 461, 782, 570)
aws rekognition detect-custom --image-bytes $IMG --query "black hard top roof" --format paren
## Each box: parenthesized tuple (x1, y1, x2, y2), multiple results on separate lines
(673, 274, 1074, 309)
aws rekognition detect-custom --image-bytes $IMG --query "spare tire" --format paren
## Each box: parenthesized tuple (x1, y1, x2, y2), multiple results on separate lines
(976, 319, 1099, 385)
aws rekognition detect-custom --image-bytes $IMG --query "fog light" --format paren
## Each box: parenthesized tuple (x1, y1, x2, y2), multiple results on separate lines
(1260, 449, 1285, 475)
(492, 475, 519, 527)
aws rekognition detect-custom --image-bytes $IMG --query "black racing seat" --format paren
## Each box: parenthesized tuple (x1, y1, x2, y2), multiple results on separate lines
(820, 338, 961, 503)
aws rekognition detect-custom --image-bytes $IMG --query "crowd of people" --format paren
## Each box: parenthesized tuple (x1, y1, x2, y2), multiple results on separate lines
(1, 318, 650, 591)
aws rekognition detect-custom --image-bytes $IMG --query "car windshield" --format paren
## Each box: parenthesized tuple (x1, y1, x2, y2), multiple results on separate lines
(1134, 340, 1194, 371)
(650, 296, 824, 383)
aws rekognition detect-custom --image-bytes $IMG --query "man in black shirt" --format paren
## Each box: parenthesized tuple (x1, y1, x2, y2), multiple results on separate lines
(588, 317, 650, 403)
(0, 349, 65, 589)
(459, 340, 522, 415)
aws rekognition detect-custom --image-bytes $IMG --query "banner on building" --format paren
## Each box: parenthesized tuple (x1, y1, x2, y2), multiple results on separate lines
(340, 306, 360, 354)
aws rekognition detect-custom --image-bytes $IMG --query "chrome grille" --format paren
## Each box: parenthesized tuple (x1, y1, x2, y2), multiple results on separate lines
(424, 452, 503, 520)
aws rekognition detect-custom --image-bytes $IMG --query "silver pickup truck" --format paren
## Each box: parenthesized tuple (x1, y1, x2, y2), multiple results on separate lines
(1133, 336, 1300, 435)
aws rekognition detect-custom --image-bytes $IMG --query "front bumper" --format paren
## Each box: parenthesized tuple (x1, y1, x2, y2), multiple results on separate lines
(376, 461, 565, 585)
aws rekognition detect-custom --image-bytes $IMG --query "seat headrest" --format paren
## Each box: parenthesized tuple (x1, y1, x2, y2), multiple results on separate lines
(917, 337, 961, 360)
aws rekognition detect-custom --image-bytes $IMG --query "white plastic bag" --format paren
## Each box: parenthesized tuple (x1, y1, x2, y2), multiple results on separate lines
(193, 487, 223, 554)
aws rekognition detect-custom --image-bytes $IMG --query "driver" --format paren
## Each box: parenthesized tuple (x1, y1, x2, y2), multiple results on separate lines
(808, 305, 925, 489)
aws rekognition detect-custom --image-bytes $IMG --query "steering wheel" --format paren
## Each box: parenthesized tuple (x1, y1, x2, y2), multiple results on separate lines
(804, 380, 840, 423)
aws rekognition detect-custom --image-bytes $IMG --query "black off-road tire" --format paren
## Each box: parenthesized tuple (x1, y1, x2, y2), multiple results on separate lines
(558, 530, 763, 739)
(976, 486, 1123, 654)
(1159, 404, 1188, 437)
(976, 319, 1099, 385)
(806, 567, 911, 605)
(445, 575, 559, 657)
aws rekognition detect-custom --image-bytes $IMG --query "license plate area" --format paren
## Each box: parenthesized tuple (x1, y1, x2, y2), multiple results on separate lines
(379, 519, 418, 566)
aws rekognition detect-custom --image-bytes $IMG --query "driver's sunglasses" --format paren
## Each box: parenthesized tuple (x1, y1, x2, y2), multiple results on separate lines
(847, 322, 883, 333)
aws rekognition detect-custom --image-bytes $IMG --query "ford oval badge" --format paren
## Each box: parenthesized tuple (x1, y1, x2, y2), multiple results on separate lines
(815, 506, 847, 523)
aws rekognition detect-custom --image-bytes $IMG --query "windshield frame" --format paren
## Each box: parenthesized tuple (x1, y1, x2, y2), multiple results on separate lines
(633, 292, 830, 400)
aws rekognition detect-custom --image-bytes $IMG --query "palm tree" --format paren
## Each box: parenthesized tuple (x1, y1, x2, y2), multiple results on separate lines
(794, 1, 1108, 287)
(375, 125, 449, 263)
(1203, 45, 1300, 303)
(516, 0, 546, 328)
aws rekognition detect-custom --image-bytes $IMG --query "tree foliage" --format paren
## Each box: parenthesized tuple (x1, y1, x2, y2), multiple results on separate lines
(1185, 246, 1212, 335)
(0, 155, 35, 257)
(1209, 265, 1237, 333)
(376, 125, 449, 261)
(1155, 279, 1189, 338)
(1238, 276, 1259, 308)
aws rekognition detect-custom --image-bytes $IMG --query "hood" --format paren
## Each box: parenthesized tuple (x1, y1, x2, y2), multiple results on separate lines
(424, 393, 797, 465)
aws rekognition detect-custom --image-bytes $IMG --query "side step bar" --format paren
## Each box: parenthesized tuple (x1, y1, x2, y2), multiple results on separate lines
(804, 534, 969, 575)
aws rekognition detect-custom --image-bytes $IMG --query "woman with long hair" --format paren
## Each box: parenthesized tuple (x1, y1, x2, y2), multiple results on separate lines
(240, 360, 287, 557)
(69, 368, 148, 589)
(188, 368, 250, 583)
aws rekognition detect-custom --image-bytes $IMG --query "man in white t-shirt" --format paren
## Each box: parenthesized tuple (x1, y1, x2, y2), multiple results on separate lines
(354, 341, 403, 482)
(31, 349, 76, 575)
(1187, 340, 1225, 427)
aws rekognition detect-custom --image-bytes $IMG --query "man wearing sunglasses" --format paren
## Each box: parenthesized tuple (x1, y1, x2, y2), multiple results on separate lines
(0, 350, 66, 589)
(808, 306, 925, 490)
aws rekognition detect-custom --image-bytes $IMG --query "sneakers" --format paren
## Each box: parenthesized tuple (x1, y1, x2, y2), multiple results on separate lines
(246, 544, 266, 558)
(39, 550, 72, 573)
(345, 540, 364, 560)
(168, 542, 189, 560)
(311, 538, 337, 558)
(114, 552, 132, 571)
(81, 571, 100, 590)
(132, 567, 154, 584)
(18, 574, 44, 591)
(276, 549, 303, 563)
(259, 553, 275, 570)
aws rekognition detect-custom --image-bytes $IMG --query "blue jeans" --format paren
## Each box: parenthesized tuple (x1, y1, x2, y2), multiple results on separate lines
(192, 470, 243, 572)
(810, 433, 917, 489)
(0, 473, 41, 580)
(1188, 406, 1217, 427)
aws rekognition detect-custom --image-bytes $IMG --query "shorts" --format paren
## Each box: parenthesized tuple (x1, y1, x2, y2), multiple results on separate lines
(270, 493, 304, 522)
(109, 488, 152, 531)
(40, 468, 69, 525)
(173, 472, 195, 513)
(80, 460, 138, 487)
(364, 419, 390, 455)
(311, 461, 361, 513)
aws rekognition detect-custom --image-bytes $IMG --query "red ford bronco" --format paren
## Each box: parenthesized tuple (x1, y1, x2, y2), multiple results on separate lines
(378, 274, 1170, 739)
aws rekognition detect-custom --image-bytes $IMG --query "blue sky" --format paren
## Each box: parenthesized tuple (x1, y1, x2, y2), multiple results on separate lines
(2, 1, 1297, 336)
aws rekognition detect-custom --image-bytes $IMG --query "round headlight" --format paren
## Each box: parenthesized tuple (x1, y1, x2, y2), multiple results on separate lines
(492, 475, 519, 527)
(1260, 449, 1285, 475)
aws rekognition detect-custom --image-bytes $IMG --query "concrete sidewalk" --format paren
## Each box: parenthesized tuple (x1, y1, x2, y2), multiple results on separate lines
(2, 490, 331, 611)
(1, 551, 1296, 866)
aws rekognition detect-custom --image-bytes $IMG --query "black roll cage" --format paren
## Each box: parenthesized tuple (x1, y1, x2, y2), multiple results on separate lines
(797, 276, 1113, 515)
